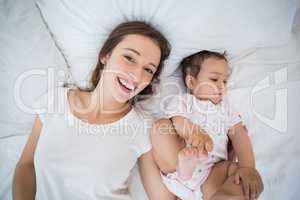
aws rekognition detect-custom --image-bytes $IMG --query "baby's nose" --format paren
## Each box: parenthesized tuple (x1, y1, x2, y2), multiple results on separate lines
(216, 82, 222, 90)
(217, 82, 225, 92)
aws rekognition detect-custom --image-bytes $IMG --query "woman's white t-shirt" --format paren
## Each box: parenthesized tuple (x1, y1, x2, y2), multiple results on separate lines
(32, 87, 153, 200)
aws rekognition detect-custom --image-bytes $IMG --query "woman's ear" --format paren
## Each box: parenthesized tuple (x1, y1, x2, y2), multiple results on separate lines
(100, 54, 110, 65)
(185, 75, 195, 91)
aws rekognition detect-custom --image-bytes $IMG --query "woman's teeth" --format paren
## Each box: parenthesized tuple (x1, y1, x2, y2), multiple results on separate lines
(118, 77, 135, 91)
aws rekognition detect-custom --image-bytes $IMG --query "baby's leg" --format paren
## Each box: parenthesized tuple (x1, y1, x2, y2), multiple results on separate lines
(201, 161, 245, 200)
(151, 118, 185, 174)
(210, 163, 245, 200)
(177, 147, 200, 180)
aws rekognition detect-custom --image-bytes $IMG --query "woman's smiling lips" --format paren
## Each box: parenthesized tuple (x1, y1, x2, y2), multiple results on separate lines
(117, 76, 136, 95)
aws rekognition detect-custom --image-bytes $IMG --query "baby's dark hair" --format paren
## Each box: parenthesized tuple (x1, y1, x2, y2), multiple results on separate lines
(180, 50, 227, 87)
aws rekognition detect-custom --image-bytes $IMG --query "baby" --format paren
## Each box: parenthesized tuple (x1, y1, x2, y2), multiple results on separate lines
(151, 50, 263, 200)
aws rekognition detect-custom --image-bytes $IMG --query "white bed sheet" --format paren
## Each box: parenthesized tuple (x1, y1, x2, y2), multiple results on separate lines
(0, 135, 28, 200)
(0, 0, 67, 139)
(0, 0, 66, 197)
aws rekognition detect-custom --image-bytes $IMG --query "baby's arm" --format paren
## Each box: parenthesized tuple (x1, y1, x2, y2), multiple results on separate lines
(228, 122, 255, 168)
(228, 122, 264, 199)
(171, 116, 213, 152)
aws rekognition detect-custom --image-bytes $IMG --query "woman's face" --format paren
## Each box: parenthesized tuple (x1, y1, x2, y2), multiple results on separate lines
(100, 34, 161, 103)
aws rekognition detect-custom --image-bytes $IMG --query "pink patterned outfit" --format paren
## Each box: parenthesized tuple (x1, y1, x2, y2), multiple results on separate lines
(161, 93, 242, 200)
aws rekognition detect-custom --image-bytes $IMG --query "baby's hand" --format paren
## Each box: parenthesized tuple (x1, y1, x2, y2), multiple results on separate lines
(234, 167, 264, 200)
(185, 131, 213, 159)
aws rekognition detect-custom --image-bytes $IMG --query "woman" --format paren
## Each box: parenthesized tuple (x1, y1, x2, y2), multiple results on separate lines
(13, 21, 175, 200)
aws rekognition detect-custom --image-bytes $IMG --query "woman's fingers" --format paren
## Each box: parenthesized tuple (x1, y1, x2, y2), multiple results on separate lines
(205, 137, 213, 152)
(192, 138, 201, 147)
(187, 133, 214, 159)
(198, 146, 208, 159)
(186, 137, 192, 145)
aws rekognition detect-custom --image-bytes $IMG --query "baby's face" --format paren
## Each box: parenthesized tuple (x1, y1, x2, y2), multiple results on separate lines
(187, 57, 230, 104)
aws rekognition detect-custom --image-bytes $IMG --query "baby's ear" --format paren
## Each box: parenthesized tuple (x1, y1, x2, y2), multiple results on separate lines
(185, 75, 195, 91)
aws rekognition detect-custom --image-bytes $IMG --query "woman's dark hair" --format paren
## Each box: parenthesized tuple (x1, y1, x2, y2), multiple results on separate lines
(180, 50, 227, 88)
(88, 21, 171, 103)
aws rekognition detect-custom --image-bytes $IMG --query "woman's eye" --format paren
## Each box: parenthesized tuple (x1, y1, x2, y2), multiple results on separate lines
(124, 55, 135, 63)
(145, 68, 154, 74)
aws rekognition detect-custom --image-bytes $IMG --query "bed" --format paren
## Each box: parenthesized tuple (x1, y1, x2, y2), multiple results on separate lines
(1, 0, 299, 199)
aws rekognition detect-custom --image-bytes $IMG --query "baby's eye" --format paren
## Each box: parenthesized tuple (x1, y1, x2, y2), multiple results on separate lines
(223, 80, 228, 84)
(211, 78, 218, 82)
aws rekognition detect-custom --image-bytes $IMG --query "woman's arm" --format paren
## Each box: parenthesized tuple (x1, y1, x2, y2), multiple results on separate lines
(138, 151, 176, 200)
(12, 116, 42, 200)
(150, 117, 213, 174)
(228, 122, 255, 168)
(171, 116, 204, 139)
(171, 116, 213, 151)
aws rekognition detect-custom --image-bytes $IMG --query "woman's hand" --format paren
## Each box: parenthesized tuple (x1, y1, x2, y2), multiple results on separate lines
(233, 167, 264, 200)
(171, 116, 214, 154)
(185, 131, 214, 159)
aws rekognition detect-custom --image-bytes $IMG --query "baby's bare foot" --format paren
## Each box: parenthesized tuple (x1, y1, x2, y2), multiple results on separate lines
(177, 147, 200, 181)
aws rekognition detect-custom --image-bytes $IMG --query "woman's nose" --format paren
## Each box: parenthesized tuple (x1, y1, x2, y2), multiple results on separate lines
(129, 68, 143, 83)
(127, 70, 141, 86)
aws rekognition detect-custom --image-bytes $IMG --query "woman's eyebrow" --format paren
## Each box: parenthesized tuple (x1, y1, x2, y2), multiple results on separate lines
(124, 48, 140, 56)
(149, 63, 158, 68)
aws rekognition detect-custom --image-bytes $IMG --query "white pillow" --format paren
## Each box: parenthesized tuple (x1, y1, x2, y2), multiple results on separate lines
(35, 0, 299, 86)
(0, 0, 67, 138)
(292, 6, 300, 42)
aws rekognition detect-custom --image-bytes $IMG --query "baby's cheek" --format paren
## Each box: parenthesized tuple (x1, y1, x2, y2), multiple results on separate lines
(201, 85, 218, 95)
(203, 81, 218, 92)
